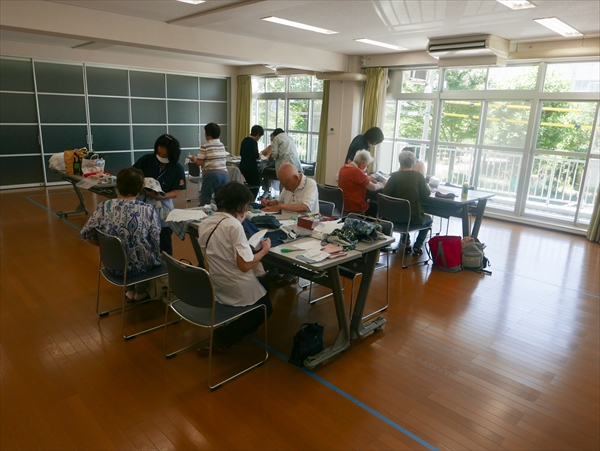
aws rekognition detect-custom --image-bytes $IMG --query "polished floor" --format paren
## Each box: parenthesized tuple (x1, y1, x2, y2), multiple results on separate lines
(1, 186, 599, 450)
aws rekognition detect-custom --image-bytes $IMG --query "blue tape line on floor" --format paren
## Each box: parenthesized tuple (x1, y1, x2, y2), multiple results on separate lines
(253, 338, 439, 451)
(26, 196, 81, 231)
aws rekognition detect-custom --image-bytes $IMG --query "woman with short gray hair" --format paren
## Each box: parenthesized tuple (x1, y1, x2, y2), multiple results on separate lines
(383, 150, 432, 256)
(338, 150, 385, 216)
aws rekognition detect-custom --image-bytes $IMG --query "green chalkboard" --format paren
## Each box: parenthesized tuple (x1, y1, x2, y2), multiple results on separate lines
(133, 125, 167, 150)
(0, 59, 34, 92)
(168, 100, 199, 124)
(86, 66, 128, 96)
(41, 125, 88, 154)
(200, 101, 227, 125)
(169, 125, 199, 149)
(200, 78, 227, 101)
(38, 95, 86, 124)
(103, 152, 134, 175)
(130, 71, 165, 98)
(89, 97, 130, 124)
(35, 62, 84, 94)
(167, 74, 198, 100)
(0, 93, 38, 123)
(1, 155, 44, 186)
(91, 125, 131, 151)
(0, 125, 40, 155)
(131, 99, 166, 124)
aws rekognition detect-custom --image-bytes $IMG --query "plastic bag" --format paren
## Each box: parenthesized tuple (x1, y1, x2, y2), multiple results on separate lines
(82, 154, 105, 175)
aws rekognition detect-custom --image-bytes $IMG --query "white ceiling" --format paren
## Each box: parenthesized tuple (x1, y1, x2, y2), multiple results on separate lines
(1, 0, 599, 69)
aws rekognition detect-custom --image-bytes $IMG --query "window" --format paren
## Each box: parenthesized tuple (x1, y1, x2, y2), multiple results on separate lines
(251, 75, 323, 162)
(384, 61, 600, 230)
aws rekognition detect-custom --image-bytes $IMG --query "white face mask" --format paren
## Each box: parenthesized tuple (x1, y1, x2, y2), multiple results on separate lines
(156, 155, 169, 164)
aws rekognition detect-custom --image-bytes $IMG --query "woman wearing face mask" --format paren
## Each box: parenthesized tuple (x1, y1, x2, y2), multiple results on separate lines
(197, 181, 273, 351)
(133, 134, 186, 255)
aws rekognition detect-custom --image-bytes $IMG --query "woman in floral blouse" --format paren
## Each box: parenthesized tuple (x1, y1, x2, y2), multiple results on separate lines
(80, 167, 162, 302)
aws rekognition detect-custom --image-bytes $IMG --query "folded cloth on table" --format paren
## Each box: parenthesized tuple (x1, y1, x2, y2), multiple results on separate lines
(435, 191, 456, 199)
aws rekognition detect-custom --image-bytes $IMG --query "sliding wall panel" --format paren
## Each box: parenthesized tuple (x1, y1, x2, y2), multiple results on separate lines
(0, 57, 229, 188)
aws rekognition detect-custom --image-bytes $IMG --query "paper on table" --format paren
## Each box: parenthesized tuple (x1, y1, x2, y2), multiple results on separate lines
(280, 219, 296, 227)
(166, 209, 207, 222)
(293, 240, 323, 251)
(77, 177, 100, 189)
(248, 229, 268, 249)
(313, 220, 343, 235)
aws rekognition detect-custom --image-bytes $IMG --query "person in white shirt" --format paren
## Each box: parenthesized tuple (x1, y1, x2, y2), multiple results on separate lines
(267, 128, 302, 174)
(198, 182, 272, 351)
(261, 163, 319, 213)
(190, 122, 229, 206)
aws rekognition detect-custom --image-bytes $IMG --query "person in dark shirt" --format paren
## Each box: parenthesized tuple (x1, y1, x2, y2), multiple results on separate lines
(133, 134, 186, 255)
(345, 127, 384, 163)
(383, 149, 432, 256)
(238, 125, 264, 200)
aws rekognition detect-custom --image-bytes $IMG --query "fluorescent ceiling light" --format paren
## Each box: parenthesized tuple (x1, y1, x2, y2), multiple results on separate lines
(261, 16, 338, 35)
(354, 38, 407, 51)
(534, 17, 583, 37)
(496, 0, 536, 10)
(177, 0, 205, 4)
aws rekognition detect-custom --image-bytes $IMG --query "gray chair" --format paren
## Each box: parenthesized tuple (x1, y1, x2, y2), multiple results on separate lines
(161, 252, 268, 391)
(317, 184, 344, 219)
(318, 200, 335, 217)
(186, 162, 201, 204)
(377, 193, 432, 269)
(95, 229, 169, 340)
(227, 166, 244, 183)
(345, 213, 393, 320)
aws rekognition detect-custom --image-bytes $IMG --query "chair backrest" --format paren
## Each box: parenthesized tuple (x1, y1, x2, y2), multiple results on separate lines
(318, 200, 335, 217)
(345, 212, 393, 237)
(96, 228, 127, 272)
(188, 161, 200, 177)
(317, 184, 344, 217)
(377, 194, 411, 227)
(162, 252, 214, 309)
(301, 160, 316, 176)
(227, 166, 244, 183)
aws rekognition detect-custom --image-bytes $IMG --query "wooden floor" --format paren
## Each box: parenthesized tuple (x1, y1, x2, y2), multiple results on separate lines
(1, 185, 599, 451)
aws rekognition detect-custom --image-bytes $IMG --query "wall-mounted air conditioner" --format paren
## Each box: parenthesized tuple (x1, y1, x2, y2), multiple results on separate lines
(427, 34, 510, 67)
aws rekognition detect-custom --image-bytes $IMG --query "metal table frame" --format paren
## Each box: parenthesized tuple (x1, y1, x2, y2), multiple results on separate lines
(55, 172, 118, 218)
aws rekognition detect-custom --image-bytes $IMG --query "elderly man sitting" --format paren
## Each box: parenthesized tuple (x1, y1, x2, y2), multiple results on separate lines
(261, 163, 319, 213)
(338, 149, 385, 217)
(383, 149, 432, 256)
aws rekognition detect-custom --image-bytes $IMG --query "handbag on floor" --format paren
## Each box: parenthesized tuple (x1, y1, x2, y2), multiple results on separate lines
(288, 323, 324, 367)
(428, 235, 462, 272)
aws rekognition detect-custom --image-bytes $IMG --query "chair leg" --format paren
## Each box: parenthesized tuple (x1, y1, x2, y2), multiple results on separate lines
(403, 229, 432, 269)
(122, 288, 178, 341)
(208, 305, 269, 391)
(362, 250, 390, 321)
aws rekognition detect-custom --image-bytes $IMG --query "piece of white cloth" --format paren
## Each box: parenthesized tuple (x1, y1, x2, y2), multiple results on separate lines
(198, 212, 266, 307)
(276, 174, 319, 214)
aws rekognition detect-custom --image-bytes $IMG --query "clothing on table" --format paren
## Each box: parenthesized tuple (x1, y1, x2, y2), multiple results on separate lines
(198, 212, 267, 307)
(338, 162, 373, 214)
(196, 139, 228, 205)
(383, 170, 432, 248)
(345, 134, 370, 163)
(271, 133, 302, 174)
(276, 174, 319, 213)
(133, 153, 186, 255)
(80, 198, 162, 276)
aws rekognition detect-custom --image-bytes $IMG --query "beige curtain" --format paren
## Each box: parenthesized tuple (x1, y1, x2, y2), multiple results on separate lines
(587, 188, 600, 242)
(235, 75, 252, 156)
(361, 67, 385, 137)
(315, 80, 330, 184)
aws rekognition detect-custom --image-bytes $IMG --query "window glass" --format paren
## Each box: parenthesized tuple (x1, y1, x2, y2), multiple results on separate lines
(383, 100, 397, 139)
(312, 78, 324, 92)
(592, 126, 599, 155)
(251, 78, 265, 93)
(289, 132, 308, 160)
(443, 68, 486, 91)
(484, 101, 531, 148)
(266, 77, 285, 93)
(311, 99, 322, 133)
(479, 148, 523, 211)
(433, 145, 474, 185)
(402, 69, 439, 93)
(544, 62, 600, 93)
(440, 100, 481, 144)
(488, 66, 538, 90)
(288, 99, 309, 131)
(396, 100, 434, 141)
(536, 101, 598, 152)
(578, 159, 600, 225)
(289, 76, 312, 92)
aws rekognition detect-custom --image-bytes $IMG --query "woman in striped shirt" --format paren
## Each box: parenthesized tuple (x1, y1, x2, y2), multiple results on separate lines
(190, 122, 229, 206)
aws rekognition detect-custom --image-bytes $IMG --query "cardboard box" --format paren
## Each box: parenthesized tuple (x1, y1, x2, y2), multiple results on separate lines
(297, 214, 336, 230)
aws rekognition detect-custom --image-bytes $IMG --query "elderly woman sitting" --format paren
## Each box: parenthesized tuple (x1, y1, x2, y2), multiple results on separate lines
(338, 149, 386, 217)
(197, 182, 273, 351)
(383, 149, 432, 256)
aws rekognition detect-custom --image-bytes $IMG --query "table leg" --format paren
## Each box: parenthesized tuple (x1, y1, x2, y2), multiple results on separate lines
(349, 249, 386, 341)
(470, 199, 487, 239)
(461, 204, 470, 237)
(57, 178, 88, 218)
(185, 226, 206, 268)
(304, 266, 351, 369)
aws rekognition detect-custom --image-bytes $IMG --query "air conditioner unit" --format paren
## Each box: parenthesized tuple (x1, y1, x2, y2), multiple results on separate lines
(427, 35, 510, 67)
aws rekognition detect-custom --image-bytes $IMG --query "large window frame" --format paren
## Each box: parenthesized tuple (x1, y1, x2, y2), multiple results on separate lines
(383, 60, 600, 232)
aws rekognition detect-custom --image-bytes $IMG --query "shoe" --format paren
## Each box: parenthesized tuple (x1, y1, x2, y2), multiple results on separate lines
(404, 245, 412, 255)
(129, 292, 151, 303)
(412, 247, 423, 257)
(277, 273, 297, 285)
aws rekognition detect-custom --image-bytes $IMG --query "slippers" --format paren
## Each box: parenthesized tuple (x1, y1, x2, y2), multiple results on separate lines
(128, 293, 152, 303)
(276, 273, 297, 285)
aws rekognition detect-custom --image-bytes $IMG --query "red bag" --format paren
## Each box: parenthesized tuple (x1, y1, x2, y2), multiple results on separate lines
(428, 236, 462, 272)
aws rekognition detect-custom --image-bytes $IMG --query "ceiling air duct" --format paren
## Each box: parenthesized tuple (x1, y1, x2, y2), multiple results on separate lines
(427, 34, 510, 67)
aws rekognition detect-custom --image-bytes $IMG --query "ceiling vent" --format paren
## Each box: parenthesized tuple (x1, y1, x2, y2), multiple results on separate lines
(427, 34, 510, 67)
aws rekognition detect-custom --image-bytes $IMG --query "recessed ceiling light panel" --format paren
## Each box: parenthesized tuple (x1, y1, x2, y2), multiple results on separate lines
(496, 0, 536, 10)
(534, 17, 583, 37)
(177, 0, 205, 5)
(261, 16, 338, 35)
(354, 39, 407, 51)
